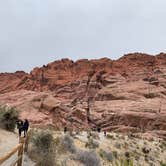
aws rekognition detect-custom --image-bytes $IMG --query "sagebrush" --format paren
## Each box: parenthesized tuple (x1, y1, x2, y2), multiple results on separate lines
(30, 130, 56, 166)
(75, 150, 101, 166)
(0, 105, 18, 131)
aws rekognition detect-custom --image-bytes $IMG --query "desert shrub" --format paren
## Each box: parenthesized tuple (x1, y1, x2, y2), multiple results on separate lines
(160, 139, 166, 149)
(30, 130, 56, 166)
(90, 132, 99, 140)
(85, 137, 99, 149)
(0, 105, 18, 131)
(106, 134, 115, 140)
(61, 134, 76, 153)
(69, 130, 77, 138)
(123, 142, 129, 149)
(112, 150, 118, 159)
(119, 151, 134, 166)
(160, 162, 166, 166)
(87, 131, 91, 139)
(76, 129, 81, 135)
(37, 150, 55, 166)
(142, 147, 151, 154)
(75, 150, 101, 166)
(54, 136, 61, 145)
(114, 142, 121, 149)
(99, 149, 113, 162)
(31, 130, 54, 152)
(114, 158, 134, 166)
(125, 151, 130, 158)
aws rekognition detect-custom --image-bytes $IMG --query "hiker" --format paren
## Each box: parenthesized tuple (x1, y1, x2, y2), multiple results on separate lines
(97, 127, 101, 133)
(104, 130, 107, 136)
(64, 126, 67, 133)
(23, 119, 29, 137)
(17, 120, 23, 137)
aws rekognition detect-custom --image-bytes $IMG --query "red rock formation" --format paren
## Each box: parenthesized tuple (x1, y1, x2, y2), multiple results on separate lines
(0, 53, 165, 135)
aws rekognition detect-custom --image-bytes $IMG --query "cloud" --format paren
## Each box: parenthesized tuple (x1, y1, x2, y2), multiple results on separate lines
(0, 0, 166, 72)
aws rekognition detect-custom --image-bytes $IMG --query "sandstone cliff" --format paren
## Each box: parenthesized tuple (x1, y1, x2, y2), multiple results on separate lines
(0, 53, 165, 136)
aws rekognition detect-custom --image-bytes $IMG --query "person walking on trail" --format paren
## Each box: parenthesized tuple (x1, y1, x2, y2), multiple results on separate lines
(104, 130, 107, 136)
(64, 126, 67, 133)
(17, 120, 23, 137)
(23, 119, 29, 137)
(97, 127, 101, 133)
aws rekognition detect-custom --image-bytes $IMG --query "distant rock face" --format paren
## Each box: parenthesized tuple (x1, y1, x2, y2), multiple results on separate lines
(0, 53, 166, 136)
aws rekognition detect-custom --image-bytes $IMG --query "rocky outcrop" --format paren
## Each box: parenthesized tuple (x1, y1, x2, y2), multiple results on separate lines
(0, 90, 88, 129)
(0, 53, 165, 135)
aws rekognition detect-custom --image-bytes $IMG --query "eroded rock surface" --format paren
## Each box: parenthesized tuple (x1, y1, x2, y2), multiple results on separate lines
(0, 53, 166, 136)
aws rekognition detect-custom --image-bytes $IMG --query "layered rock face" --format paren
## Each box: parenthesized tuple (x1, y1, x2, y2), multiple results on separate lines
(0, 53, 165, 136)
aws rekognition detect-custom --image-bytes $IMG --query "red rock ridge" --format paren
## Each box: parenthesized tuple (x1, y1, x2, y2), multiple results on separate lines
(0, 53, 165, 135)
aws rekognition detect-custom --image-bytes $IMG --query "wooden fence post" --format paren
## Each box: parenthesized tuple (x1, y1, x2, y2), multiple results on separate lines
(24, 133, 30, 152)
(0, 131, 31, 166)
(17, 137, 24, 166)
(0, 144, 22, 165)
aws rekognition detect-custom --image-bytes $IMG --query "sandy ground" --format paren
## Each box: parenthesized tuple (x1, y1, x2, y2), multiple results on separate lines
(0, 129, 35, 166)
(74, 131, 166, 166)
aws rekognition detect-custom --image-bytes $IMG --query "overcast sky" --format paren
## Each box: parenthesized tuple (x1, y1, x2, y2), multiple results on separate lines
(0, 0, 166, 72)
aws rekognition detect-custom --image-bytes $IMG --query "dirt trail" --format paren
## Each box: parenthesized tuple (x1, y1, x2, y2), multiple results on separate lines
(0, 129, 35, 166)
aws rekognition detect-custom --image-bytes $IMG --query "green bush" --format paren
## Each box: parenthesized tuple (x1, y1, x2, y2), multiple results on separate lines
(31, 130, 54, 152)
(0, 105, 18, 131)
(31, 130, 56, 166)
(160, 162, 166, 166)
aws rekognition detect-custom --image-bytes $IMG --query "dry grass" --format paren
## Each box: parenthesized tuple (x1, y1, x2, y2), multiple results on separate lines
(29, 130, 56, 166)
(27, 129, 166, 166)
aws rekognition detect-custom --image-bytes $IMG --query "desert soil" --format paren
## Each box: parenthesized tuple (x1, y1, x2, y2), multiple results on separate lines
(0, 129, 35, 166)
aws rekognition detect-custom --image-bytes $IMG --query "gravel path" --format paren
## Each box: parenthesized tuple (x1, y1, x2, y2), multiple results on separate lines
(0, 129, 35, 166)
(77, 131, 107, 143)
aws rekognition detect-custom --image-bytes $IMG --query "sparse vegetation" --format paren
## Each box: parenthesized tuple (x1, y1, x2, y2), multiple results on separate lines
(99, 149, 113, 162)
(61, 134, 76, 153)
(106, 133, 115, 140)
(160, 162, 166, 166)
(31, 130, 54, 151)
(88, 131, 99, 140)
(114, 158, 134, 166)
(30, 130, 56, 166)
(85, 137, 99, 149)
(25, 129, 166, 166)
(75, 150, 101, 166)
(0, 105, 18, 131)
(112, 150, 118, 159)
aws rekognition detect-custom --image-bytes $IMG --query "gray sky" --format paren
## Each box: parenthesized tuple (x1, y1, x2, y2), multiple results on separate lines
(0, 0, 166, 72)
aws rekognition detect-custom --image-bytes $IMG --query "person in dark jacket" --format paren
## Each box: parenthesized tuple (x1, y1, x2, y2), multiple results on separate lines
(23, 119, 29, 137)
(97, 127, 101, 133)
(104, 130, 107, 136)
(64, 126, 67, 133)
(17, 120, 23, 137)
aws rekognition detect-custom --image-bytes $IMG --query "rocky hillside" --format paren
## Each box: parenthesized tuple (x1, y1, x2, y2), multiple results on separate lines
(0, 53, 166, 136)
